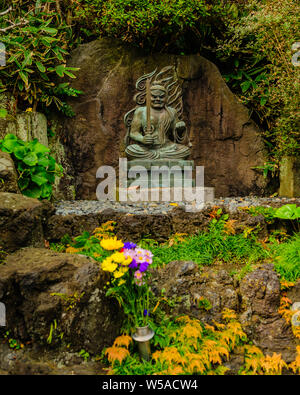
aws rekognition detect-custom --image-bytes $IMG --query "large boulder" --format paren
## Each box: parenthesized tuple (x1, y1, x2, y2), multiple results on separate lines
(0, 248, 123, 354)
(0, 152, 19, 194)
(64, 38, 267, 199)
(239, 264, 297, 362)
(0, 192, 54, 252)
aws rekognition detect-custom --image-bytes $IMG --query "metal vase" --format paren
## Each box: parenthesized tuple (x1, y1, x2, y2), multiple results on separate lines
(132, 325, 155, 361)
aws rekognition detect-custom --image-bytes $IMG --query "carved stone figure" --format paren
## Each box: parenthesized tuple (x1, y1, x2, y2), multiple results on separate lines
(124, 67, 191, 160)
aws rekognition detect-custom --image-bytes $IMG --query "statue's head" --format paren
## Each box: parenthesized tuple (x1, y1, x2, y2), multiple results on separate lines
(150, 84, 167, 109)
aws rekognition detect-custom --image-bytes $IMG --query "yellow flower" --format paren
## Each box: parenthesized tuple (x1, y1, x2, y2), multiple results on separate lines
(118, 279, 126, 286)
(110, 251, 126, 263)
(25, 107, 33, 112)
(101, 258, 118, 272)
(113, 267, 128, 278)
(100, 237, 124, 251)
(122, 257, 132, 266)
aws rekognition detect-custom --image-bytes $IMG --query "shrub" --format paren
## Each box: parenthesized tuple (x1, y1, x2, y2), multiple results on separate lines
(0, 0, 81, 115)
(71, 0, 230, 54)
(216, 0, 300, 160)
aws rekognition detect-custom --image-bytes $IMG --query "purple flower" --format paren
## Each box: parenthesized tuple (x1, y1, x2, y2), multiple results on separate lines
(123, 242, 137, 249)
(143, 309, 149, 317)
(129, 258, 138, 269)
(139, 261, 149, 273)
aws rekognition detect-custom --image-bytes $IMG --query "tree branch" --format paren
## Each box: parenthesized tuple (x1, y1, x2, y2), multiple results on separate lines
(0, 6, 12, 16)
(0, 19, 28, 32)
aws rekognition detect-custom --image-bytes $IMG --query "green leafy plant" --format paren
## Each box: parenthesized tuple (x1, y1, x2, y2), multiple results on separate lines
(3, 331, 24, 350)
(274, 204, 300, 221)
(78, 349, 90, 362)
(0, 133, 63, 199)
(71, 0, 230, 54)
(252, 161, 279, 179)
(197, 297, 212, 311)
(273, 204, 300, 233)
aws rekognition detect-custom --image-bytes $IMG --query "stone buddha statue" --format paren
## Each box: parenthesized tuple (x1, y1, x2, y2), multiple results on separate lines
(124, 67, 191, 161)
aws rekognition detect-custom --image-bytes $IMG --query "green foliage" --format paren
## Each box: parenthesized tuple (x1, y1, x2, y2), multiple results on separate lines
(216, 0, 300, 159)
(272, 234, 300, 282)
(71, 0, 229, 54)
(274, 204, 300, 221)
(0, 0, 81, 114)
(0, 133, 62, 200)
(197, 297, 213, 311)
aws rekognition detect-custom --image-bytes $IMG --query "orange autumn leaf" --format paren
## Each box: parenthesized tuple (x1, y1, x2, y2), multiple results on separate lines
(262, 353, 287, 375)
(188, 357, 206, 374)
(159, 347, 185, 365)
(179, 323, 202, 340)
(113, 335, 132, 349)
(167, 365, 184, 375)
(202, 339, 218, 351)
(105, 346, 129, 365)
(289, 346, 300, 374)
(204, 323, 215, 332)
(152, 350, 162, 362)
(223, 220, 237, 235)
(244, 355, 263, 374)
(222, 308, 237, 321)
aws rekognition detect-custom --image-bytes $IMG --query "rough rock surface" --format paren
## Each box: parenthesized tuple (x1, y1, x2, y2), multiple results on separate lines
(64, 38, 267, 199)
(150, 261, 239, 324)
(240, 264, 297, 362)
(0, 192, 54, 252)
(0, 152, 19, 194)
(151, 261, 299, 363)
(0, 343, 106, 375)
(0, 248, 123, 354)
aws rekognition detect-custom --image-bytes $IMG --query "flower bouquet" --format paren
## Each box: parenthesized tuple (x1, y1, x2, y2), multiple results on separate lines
(100, 239, 153, 329)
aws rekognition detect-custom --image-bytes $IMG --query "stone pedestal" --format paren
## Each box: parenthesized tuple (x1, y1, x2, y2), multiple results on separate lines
(126, 159, 195, 188)
(119, 186, 215, 204)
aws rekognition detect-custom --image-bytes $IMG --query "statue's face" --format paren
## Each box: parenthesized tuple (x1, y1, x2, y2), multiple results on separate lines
(150, 89, 167, 109)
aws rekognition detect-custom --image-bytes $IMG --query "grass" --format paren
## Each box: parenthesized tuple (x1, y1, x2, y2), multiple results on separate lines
(272, 233, 300, 282)
(146, 221, 268, 268)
